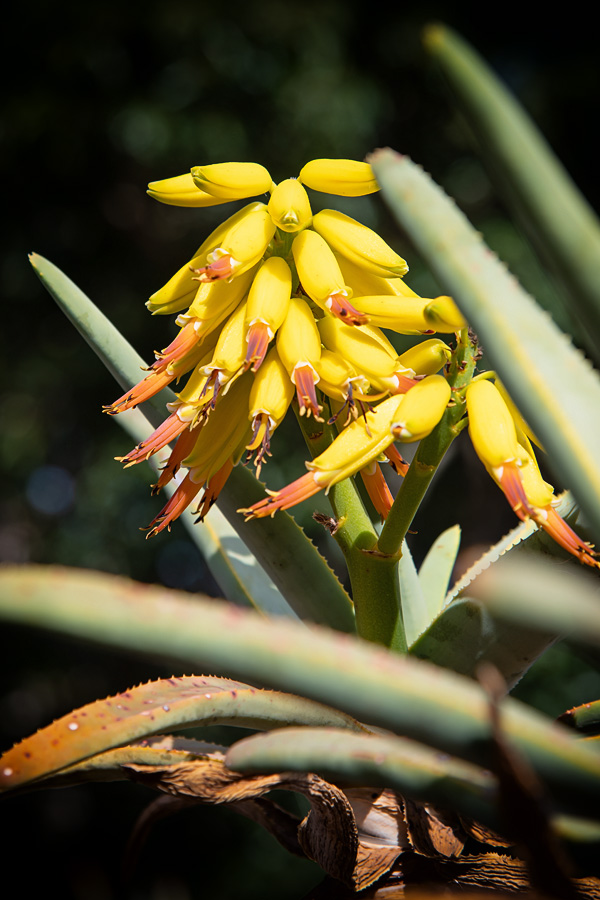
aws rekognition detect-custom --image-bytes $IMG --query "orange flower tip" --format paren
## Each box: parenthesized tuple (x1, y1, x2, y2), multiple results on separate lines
(326, 293, 369, 326)
(191, 251, 237, 283)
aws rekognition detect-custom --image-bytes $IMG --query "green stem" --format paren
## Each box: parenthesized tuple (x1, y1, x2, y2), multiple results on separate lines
(377, 330, 478, 557)
(295, 408, 405, 650)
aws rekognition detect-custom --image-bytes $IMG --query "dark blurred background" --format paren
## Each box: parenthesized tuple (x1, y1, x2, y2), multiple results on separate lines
(2, 1, 600, 897)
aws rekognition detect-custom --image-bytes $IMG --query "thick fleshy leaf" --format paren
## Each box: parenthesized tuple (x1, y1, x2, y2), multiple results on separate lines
(398, 540, 427, 646)
(468, 554, 600, 647)
(410, 597, 553, 689)
(411, 497, 585, 684)
(1, 566, 600, 819)
(423, 25, 600, 362)
(29, 253, 355, 631)
(370, 150, 600, 543)
(227, 726, 499, 830)
(417, 525, 461, 620)
(559, 701, 600, 737)
(0, 675, 368, 791)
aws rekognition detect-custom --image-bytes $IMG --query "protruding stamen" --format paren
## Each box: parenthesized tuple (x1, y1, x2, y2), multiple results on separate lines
(244, 321, 272, 373)
(152, 425, 201, 494)
(145, 474, 202, 538)
(193, 460, 234, 523)
(384, 445, 410, 476)
(246, 413, 274, 477)
(294, 365, 323, 421)
(104, 368, 176, 415)
(538, 509, 599, 568)
(117, 413, 190, 467)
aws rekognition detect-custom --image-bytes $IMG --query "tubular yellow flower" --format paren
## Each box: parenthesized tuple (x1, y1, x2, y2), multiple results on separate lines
(467, 381, 598, 568)
(199, 298, 251, 403)
(146, 374, 253, 536)
(191, 162, 273, 200)
(244, 257, 292, 372)
(240, 394, 406, 519)
(390, 375, 451, 441)
(467, 380, 520, 469)
(318, 316, 418, 395)
(298, 159, 379, 196)
(292, 229, 368, 325)
(495, 378, 542, 450)
(180, 267, 256, 327)
(147, 173, 234, 208)
(315, 349, 372, 410)
(398, 339, 452, 376)
(246, 347, 295, 475)
(343, 295, 439, 335)
(424, 296, 466, 332)
(312, 209, 408, 278)
(276, 296, 323, 419)
(335, 253, 419, 299)
(146, 203, 264, 313)
(191, 204, 276, 282)
(267, 179, 313, 233)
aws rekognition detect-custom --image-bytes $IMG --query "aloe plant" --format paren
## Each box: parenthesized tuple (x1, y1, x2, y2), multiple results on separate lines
(3, 25, 600, 898)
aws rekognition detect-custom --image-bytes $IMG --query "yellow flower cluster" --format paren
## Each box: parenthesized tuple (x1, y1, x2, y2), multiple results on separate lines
(106, 158, 598, 568)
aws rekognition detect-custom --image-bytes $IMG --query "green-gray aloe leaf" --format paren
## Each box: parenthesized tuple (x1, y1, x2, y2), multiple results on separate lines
(467, 554, 600, 647)
(411, 497, 586, 684)
(370, 150, 600, 543)
(2, 565, 600, 819)
(398, 540, 427, 646)
(228, 726, 499, 830)
(114, 406, 297, 618)
(559, 700, 600, 737)
(423, 25, 600, 361)
(29, 253, 354, 631)
(410, 597, 553, 689)
(0, 674, 368, 791)
(418, 525, 461, 619)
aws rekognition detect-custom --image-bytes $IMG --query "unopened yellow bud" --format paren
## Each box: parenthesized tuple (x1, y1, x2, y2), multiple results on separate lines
(276, 296, 322, 374)
(147, 173, 233, 208)
(298, 159, 379, 197)
(246, 257, 292, 334)
(315, 350, 370, 402)
(185, 268, 256, 323)
(147, 203, 264, 312)
(318, 316, 411, 394)
(335, 253, 419, 299)
(312, 209, 408, 278)
(424, 296, 466, 332)
(268, 179, 312, 232)
(339, 295, 431, 335)
(249, 348, 295, 424)
(191, 162, 273, 200)
(466, 380, 520, 468)
(391, 375, 451, 441)
(307, 395, 405, 488)
(495, 378, 542, 449)
(292, 229, 347, 304)
(194, 205, 276, 281)
(517, 445, 555, 508)
(398, 339, 451, 375)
